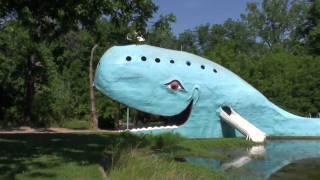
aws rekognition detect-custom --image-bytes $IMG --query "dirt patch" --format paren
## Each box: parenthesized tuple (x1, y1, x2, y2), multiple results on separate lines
(0, 126, 118, 134)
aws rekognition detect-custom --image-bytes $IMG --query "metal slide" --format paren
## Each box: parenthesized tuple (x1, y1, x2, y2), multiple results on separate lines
(219, 106, 266, 143)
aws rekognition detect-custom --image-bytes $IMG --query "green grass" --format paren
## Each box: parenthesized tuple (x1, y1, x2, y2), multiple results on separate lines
(176, 138, 254, 159)
(0, 132, 253, 180)
(105, 133, 253, 179)
(0, 133, 108, 179)
(138, 133, 254, 160)
(60, 120, 91, 129)
(109, 149, 225, 180)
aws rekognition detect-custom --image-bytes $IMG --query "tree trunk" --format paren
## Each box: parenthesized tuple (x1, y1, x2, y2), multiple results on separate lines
(23, 54, 35, 125)
(89, 44, 99, 129)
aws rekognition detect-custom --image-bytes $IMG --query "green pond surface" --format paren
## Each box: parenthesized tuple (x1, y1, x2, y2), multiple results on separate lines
(184, 140, 320, 179)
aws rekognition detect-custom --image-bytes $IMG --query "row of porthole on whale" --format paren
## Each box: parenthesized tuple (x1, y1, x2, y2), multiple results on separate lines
(125, 56, 218, 73)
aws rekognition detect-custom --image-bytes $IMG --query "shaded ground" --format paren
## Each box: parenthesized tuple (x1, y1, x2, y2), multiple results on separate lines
(270, 158, 320, 180)
(0, 126, 116, 134)
(0, 133, 111, 179)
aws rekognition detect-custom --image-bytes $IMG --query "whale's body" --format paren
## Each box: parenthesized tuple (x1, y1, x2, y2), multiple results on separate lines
(94, 44, 320, 138)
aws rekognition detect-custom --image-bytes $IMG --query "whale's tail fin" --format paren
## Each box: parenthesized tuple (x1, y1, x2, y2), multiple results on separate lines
(266, 100, 320, 136)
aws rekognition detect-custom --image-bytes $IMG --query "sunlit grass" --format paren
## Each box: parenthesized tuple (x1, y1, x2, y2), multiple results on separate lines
(60, 120, 91, 129)
(176, 138, 254, 159)
(108, 149, 225, 180)
(105, 133, 253, 179)
(0, 132, 253, 179)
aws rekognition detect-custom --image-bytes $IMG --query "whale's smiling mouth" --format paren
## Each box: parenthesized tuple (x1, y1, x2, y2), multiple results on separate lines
(129, 100, 193, 132)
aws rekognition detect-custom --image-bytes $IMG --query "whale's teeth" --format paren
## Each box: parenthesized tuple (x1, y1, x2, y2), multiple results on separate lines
(165, 125, 177, 129)
(128, 125, 179, 132)
(168, 125, 178, 129)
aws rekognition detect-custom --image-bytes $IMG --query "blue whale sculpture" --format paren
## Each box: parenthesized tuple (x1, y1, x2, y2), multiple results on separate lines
(94, 44, 320, 138)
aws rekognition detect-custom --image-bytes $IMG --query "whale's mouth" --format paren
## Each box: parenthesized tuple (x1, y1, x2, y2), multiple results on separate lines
(127, 100, 193, 132)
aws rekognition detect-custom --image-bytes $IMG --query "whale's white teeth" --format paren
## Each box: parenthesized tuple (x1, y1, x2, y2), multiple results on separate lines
(117, 125, 179, 133)
(129, 125, 179, 132)
(163, 125, 177, 129)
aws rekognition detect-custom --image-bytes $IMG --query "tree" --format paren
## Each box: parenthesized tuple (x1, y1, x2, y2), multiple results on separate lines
(0, 22, 30, 126)
(147, 13, 178, 49)
(304, 0, 320, 54)
(242, 0, 309, 49)
(0, 0, 157, 126)
(178, 30, 198, 53)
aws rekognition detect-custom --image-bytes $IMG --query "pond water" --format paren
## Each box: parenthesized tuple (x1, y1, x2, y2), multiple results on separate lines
(185, 139, 320, 179)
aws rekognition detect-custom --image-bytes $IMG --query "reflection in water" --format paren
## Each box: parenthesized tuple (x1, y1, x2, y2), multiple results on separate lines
(269, 157, 320, 179)
(184, 157, 221, 169)
(185, 140, 320, 179)
(222, 145, 266, 170)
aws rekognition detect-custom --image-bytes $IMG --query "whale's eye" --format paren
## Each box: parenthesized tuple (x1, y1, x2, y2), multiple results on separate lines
(165, 80, 184, 91)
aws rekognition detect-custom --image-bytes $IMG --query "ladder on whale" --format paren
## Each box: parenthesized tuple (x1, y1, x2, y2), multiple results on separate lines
(219, 106, 266, 143)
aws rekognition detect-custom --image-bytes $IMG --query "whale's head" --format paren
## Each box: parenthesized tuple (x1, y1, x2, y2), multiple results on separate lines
(94, 45, 206, 129)
(94, 44, 318, 139)
(94, 44, 262, 137)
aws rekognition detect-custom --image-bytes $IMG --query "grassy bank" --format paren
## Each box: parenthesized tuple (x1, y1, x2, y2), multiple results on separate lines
(0, 133, 108, 179)
(108, 150, 224, 180)
(0, 132, 253, 179)
(104, 132, 254, 179)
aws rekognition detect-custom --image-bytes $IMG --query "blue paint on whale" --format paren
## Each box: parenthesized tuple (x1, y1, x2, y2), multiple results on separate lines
(94, 44, 320, 138)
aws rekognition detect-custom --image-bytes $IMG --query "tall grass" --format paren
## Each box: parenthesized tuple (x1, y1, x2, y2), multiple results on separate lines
(108, 149, 225, 180)
(148, 133, 184, 150)
(102, 132, 183, 169)
(102, 132, 149, 169)
(104, 132, 253, 179)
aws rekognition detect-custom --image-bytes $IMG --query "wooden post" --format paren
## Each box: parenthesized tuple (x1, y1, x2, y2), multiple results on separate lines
(126, 107, 129, 130)
(89, 44, 99, 129)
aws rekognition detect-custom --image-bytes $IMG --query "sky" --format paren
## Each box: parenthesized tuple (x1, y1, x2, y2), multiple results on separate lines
(151, 0, 260, 35)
